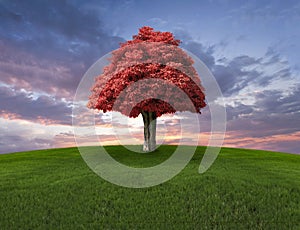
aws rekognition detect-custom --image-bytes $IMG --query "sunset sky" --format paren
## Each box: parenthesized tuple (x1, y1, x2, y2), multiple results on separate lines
(1, 0, 300, 154)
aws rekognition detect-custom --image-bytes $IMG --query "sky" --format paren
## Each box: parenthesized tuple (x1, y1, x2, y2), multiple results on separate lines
(0, 0, 300, 154)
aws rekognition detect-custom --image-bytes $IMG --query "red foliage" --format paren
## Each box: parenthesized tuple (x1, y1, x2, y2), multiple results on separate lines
(88, 26, 206, 118)
(121, 26, 180, 47)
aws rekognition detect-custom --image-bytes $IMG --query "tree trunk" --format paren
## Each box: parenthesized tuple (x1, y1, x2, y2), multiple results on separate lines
(141, 111, 157, 152)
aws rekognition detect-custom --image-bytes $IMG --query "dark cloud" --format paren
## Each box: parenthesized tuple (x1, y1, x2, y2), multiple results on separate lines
(212, 58, 259, 96)
(226, 85, 300, 139)
(179, 36, 262, 96)
(0, 0, 125, 98)
(182, 41, 216, 70)
(178, 32, 295, 98)
(0, 132, 54, 154)
(0, 0, 124, 54)
(0, 86, 72, 125)
(211, 52, 291, 97)
(0, 42, 81, 98)
(175, 36, 300, 153)
(226, 102, 254, 121)
(258, 138, 300, 154)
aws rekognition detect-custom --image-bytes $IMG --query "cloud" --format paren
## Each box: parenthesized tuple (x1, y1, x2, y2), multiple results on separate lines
(174, 29, 216, 70)
(173, 30, 300, 153)
(211, 56, 260, 96)
(0, 0, 125, 99)
(177, 31, 260, 97)
(0, 134, 53, 154)
(0, 0, 124, 50)
(0, 86, 72, 125)
(224, 84, 300, 153)
(0, 118, 56, 154)
(147, 18, 168, 27)
(0, 42, 81, 98)
(224, 131, 300, 154)
(229, 1, 300, 23)
(175, 28, 298, 98)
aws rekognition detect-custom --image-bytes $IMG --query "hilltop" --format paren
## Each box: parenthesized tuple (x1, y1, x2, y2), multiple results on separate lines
(0, 146, 299, 229)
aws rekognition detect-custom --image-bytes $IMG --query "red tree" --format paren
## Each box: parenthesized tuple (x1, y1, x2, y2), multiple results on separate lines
(88, 26, 206, 151)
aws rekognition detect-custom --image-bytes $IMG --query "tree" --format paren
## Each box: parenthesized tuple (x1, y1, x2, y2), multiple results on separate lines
(88, 26, 206, 152)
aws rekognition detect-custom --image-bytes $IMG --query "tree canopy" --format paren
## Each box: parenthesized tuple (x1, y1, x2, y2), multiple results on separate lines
(88, 26, 206, 118)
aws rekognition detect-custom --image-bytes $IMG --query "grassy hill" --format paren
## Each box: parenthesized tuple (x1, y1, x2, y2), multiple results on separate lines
(0, 146, 299, 229)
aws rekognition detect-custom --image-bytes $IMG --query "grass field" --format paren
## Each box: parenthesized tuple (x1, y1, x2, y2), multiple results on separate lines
(0, 145, 299, 229)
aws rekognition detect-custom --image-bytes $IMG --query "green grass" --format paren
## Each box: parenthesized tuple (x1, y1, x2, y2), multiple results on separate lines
(0, 145, 299, 229)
